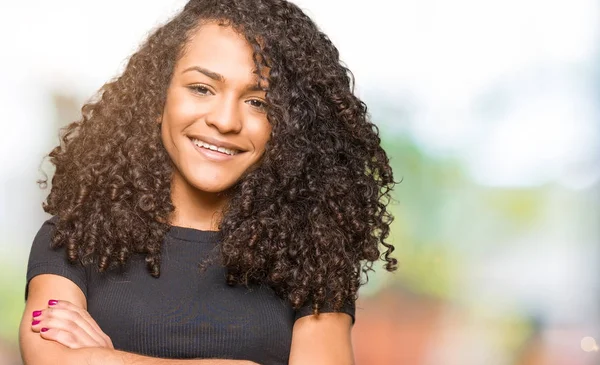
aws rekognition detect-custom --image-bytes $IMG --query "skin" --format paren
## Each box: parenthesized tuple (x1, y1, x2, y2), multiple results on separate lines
(20, 23, 354, 365)
(163, 22, 272, 231)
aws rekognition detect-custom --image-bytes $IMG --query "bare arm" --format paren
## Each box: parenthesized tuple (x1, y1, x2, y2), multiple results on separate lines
(19, 274, 87, 365)
(79, 348, 257, 365)
(20, 274, 256, 365)
(288, 312, 354, 365)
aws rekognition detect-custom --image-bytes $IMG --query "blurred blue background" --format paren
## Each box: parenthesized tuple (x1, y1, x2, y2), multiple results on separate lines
(1, 1, 598, 364)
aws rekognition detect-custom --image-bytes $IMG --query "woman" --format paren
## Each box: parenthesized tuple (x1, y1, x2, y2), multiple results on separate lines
(19, 0, 397, 364)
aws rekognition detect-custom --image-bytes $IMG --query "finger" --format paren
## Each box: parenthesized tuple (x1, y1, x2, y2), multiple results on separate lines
(31, 309, 43, 322)
(37, 323, 97, 349)
(30, 309, 49, 333)
(36, 315, 102, 349)
(40, 327, 85, 349)
(105, 335, 114, 349)
(42, 307, 108, 346)
(48, 300, 113, 348)
(47, 300, 108, 341)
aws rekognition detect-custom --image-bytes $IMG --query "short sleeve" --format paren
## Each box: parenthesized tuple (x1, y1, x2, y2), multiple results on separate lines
(25, 217, 88, 300)
(294, 298, 356, 325)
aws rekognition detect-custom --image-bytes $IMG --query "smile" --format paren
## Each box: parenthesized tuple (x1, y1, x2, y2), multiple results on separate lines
(190, 138, 240, 156)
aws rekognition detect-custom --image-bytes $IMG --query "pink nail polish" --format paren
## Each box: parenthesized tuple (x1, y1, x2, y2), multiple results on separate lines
(32, 310, 42, 317)
(32, 320, 40, 326)
(48, 300, 58, 306)
(41, 328, 49, 332)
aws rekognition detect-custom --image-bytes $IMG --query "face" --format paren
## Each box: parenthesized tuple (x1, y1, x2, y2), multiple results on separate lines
(161, 23, 271, 195)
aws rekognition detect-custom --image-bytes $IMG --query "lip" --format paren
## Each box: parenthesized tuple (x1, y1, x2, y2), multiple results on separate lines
(190, 138, 240, 161)
(187, 134, 246, 152)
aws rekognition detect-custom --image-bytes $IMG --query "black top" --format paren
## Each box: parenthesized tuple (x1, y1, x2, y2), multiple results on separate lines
(26, 218, 355, 365)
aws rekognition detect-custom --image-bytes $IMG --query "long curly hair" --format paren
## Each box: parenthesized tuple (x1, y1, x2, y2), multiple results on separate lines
(42, 0, 397, 314)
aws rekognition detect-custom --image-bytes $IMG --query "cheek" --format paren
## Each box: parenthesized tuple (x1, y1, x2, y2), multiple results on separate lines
(162, 89, 201, 133)
(250, 118, 272, 152)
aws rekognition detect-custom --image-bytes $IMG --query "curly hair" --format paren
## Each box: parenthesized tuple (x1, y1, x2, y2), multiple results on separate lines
(42, 0, 397, 315)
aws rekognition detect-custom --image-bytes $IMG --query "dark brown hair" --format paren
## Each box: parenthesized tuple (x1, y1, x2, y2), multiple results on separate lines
(42, 0, 397, 314)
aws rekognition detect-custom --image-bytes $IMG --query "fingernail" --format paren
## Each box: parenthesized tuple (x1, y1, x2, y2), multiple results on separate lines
(32, 320, 40, 326)
(41, 328, 49, 332)
(48, 300, 58, 306)
(32, 310, 42, 317)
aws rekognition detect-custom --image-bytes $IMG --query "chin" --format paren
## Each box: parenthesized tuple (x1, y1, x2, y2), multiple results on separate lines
(183, 177, 232, 194)
(189, 173, 241, 194)
(195, 183, 233, 194)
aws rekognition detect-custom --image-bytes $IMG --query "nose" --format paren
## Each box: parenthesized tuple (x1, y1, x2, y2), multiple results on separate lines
(205, 96, 242, 134)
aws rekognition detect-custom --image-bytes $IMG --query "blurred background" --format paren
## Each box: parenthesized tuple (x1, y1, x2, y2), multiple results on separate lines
(0, 0, 598, 364)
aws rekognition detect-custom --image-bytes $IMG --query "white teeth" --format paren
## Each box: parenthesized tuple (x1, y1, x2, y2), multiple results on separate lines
(191, 138, 238, 156)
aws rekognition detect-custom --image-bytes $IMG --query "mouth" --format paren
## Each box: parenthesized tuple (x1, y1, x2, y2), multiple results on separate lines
(189, 137, 243, 158)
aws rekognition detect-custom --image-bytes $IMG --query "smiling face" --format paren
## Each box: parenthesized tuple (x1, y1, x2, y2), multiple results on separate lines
(161, 22, 271, 197)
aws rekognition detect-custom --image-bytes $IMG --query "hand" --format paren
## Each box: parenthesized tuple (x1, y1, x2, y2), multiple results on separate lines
(30, 299, 114, 350)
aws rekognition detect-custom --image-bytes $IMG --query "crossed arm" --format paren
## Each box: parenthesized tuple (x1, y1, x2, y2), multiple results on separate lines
(20, 274, 354, 365)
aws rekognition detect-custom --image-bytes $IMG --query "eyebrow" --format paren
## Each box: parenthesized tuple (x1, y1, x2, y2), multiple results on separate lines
(183, 66, 224, 82)
(183, 66, 267, 92)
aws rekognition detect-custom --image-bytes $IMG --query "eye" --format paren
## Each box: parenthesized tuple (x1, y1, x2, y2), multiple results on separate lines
(247, 99, 268, 111)
(188, 85, 213, 96)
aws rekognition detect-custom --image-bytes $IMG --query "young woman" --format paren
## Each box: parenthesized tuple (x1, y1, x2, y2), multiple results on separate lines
(19, 1, 397, 364)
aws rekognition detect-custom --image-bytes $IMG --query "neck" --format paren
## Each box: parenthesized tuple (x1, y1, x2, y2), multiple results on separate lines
(169, 171, 228, 231)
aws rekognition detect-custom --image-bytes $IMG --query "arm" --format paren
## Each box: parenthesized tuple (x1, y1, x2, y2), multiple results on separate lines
(20, 274, 256, 365)
(20, 274, 87, 365)
(288, 312, 354, 365)
(81, 349, 257, 365)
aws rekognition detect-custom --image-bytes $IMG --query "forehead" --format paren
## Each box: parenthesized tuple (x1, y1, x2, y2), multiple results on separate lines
(177, 23, 256, 78)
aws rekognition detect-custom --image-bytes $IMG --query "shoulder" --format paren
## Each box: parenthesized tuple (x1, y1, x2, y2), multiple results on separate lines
(26, 216, 88, 300)
(28, 216, 70, 268)
(28, 216, 61, 264)
(33, 215, 58, 240)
